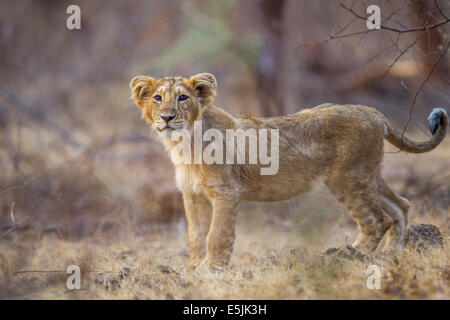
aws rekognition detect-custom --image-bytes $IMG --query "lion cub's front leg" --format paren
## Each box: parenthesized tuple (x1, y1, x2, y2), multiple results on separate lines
(182, 193, 212, 268)
(206, 198, 240, 268)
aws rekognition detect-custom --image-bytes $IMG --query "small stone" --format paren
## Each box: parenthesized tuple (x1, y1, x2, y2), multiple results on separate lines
(166, 293, 174, 300)
(242, 270, 253, 280)
(407, 224, 444, 252)
(158, 265, 170, 273)
(323, 247, 338, 256)
(135, 293, 151, 300)
(158, 265, 172, 274)
(177, 279, 191, 288)
(120, 267, 131, 278)
(95, 274, 121, 291)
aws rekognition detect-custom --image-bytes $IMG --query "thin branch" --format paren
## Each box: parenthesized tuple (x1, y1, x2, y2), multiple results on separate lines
(355, 28, 371, 47)
(341, 2, 450, 34)
(381, 38, 420, 80)
(10, 201, 16, 226)
(297, 3, 449, 49)
(393, 19, 410, 30)
(434, 0, 448, 20)
(383, 7, 405, 24)
(14, 270, 67, 274)
(1, 213, 28, 239)
(335, 16, 358, 36)
(412, 39, 450, 83)
(0, 176, 36, 198)
(296, 30, 372, 48)
(14, 269, 117, 275)
(364, 43, 397, 66)
(400, 40, 450, 150)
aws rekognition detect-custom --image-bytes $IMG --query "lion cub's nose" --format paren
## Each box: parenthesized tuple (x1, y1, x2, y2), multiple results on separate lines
(161, 115, 175, 123)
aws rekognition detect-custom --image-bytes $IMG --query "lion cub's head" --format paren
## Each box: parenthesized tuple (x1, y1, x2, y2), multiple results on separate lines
(130, 73, 216, 137)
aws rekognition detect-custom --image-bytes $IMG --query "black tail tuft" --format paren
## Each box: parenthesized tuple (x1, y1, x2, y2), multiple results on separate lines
(427, 108, 447, 136)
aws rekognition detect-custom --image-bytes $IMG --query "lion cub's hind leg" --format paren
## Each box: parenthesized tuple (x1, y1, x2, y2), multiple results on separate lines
(377, 177, 410, 253)
(346, 190, 393, 252)
(326, 179, 393, 253)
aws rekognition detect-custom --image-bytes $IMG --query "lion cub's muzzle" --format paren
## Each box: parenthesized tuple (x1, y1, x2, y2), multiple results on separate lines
(156, 114, 176, 132)
(155, 114, 186, 132)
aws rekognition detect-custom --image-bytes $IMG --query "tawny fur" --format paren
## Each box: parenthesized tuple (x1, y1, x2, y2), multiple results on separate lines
(130, 73, 448, 268)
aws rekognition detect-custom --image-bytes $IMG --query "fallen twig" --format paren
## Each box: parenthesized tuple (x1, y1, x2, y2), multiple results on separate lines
(0, 176, 36, 198)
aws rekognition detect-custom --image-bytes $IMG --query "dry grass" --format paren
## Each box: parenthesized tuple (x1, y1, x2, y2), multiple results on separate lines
(0, 216, 448, 300)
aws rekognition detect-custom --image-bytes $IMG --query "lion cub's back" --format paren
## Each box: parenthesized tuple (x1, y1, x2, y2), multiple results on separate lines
(263, 103, 387, 163)
(262, 103, 385, 137)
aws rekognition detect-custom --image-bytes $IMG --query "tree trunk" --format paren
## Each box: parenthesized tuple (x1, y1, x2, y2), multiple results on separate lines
(410, 0, 449, 80)
(255, 0, 286, 116)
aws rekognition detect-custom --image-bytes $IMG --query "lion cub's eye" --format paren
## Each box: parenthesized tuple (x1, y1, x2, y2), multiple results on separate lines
(153, 95, 162, 102)
(178, 95, 188, 102)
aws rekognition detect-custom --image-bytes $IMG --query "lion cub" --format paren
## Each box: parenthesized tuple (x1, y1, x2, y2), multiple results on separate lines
(130, 73, 448, 268)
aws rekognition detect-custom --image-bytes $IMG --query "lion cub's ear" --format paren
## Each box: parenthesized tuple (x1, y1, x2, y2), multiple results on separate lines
(188, 73, 217, 105)
(130, 75, 156, 108)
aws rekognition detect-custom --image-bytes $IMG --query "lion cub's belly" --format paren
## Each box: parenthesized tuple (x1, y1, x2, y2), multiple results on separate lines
(174, 162, 321, 202)
(242, 172, 318, 202)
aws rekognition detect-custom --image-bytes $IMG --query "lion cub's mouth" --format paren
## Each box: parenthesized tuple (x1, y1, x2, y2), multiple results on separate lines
(156, 126, 175, 132)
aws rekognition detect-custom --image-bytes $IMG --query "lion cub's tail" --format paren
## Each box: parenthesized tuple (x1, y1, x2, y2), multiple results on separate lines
(384, 108, 448, 154)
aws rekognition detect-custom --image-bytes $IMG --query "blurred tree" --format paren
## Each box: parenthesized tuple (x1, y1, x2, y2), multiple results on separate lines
(255, 0, 286, 116)
(409, 0, 449, 80)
